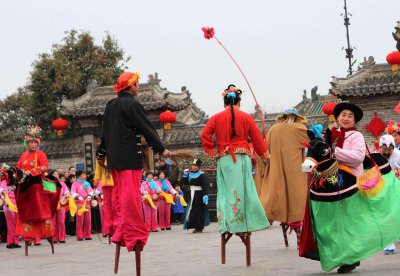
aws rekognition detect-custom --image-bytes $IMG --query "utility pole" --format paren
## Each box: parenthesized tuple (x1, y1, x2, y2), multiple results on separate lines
(342, 0, 356, 76)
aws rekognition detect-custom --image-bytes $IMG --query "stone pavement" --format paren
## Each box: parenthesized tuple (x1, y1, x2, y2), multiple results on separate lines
(1, 223, 400, 276)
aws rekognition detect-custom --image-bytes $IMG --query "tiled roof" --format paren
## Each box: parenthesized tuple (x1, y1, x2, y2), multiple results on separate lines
(61, 75, 206, 122)
(162, 126, 203, 148)
(330, 56, 400, 98)
(301, 96, 342, 116)
(0, 137, 83, 162)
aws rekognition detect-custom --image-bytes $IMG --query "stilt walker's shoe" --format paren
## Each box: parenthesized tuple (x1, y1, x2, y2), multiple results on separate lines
(337, 262, 360, 274)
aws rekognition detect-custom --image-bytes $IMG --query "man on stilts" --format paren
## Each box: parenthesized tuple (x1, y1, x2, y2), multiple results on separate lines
(201, 84, 270, 266)
(255, 108, 309, 248)
(101, 71, 170, 275)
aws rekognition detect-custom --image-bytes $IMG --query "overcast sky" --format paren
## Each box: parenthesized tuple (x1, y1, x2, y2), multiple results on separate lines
(0, 0, 399, 116)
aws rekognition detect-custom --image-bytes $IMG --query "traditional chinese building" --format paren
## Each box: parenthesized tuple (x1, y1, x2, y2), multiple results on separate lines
(0, 73, 208, 171)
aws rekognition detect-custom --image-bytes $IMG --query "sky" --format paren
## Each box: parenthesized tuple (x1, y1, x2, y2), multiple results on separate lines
(0, 0, 399, 116)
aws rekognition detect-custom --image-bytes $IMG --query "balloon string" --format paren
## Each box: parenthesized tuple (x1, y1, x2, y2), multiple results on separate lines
(214, 36, 267, 137)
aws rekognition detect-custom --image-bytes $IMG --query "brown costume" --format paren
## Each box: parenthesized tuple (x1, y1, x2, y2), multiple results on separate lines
(256, 122, 308, 223)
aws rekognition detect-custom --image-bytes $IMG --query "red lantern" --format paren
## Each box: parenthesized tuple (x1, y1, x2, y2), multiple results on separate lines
(386, 51, 400, 72)
(159, 110, 176, 129)
(52, 118, 69, 136)
(365, 112, 386, 150)
(322, 102, 337, 122)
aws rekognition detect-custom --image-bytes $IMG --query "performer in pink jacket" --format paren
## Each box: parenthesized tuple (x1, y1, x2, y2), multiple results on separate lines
(327, 102, 366, 177)
(52, 172, 69, 243)
(325, 102, 366, 273)
(71, 170, 94, 240)
(156, 171, 178, 231)
(140, 171, 159, 232)
(0, 180, 21, 249)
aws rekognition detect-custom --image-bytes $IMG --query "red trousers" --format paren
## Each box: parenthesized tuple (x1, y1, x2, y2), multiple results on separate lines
(111, 170, 149, 251)
(76, 205, 92, 239)
(53, 207, 66, 242)
(4, 207, 19, 245)
(101, 186, 116, 236)
(143, 202, 158, 231)
(157, 200, 171, 229)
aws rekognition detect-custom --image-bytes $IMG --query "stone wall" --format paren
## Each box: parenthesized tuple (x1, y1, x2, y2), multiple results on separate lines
(47, 156, 86, 171)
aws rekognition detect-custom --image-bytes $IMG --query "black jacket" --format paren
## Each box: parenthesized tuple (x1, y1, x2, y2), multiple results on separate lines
(102, 92, 165, 170)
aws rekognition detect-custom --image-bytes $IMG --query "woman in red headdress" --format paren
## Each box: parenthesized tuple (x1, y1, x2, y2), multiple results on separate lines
(14, 125, 60, 250)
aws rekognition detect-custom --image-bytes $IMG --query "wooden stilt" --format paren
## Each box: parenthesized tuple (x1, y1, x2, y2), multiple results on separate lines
(134, 243, 142, 276)
(25, 241, 29, 256)
(114, 243, 121, 274)
(221, 232, 233, 264)
(294, 227, 302, 250)
(281, 224, 289, 247)
(47, 237, 54, 254)
(109, 235, 111, 245)
(238, 232, 251, 266)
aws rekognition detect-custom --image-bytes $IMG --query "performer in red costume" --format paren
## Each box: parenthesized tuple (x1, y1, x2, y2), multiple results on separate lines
(14, 125, 61, 255)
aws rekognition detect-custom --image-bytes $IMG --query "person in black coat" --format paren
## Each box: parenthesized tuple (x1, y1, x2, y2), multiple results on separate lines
(182, 158, 209, 233)
(101, 72, 171, 259)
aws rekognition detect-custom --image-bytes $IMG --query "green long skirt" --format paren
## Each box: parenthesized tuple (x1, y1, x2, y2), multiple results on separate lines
(216, 154, 269, 233)
(311, 170, 400, 271)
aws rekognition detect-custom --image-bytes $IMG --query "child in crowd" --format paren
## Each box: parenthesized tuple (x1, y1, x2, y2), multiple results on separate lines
(172, 185, 185, 225)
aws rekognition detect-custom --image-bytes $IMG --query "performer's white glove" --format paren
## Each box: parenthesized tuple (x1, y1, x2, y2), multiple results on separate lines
(87, 196, 92, 201)
(78, 196, 84, 201)
(64, 191, 70, 197)
(100, 194, 104, 200)
(143, 191, 148, 195)
(0, 188, 4, 195)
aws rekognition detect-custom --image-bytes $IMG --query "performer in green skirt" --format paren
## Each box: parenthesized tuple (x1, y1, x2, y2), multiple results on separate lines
(201, 84, 270, 265)
(216, 154, 268, 233)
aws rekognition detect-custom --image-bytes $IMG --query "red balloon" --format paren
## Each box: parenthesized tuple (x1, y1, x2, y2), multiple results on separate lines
(201, 27, 215, 40)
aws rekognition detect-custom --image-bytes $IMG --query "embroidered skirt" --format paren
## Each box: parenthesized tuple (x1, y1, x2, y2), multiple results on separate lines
(309, 170, 400, 271)
(216, 154, 269, 233)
